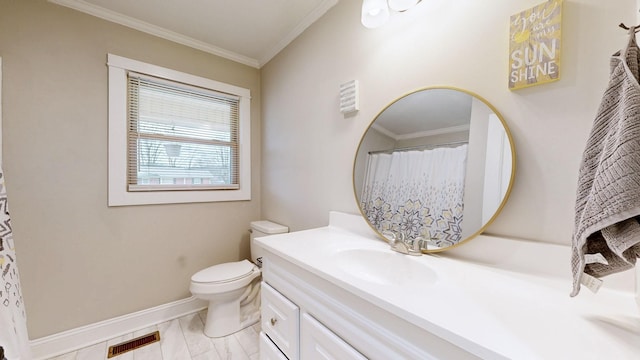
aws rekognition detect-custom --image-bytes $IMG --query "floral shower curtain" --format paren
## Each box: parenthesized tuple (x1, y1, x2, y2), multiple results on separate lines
(0, 167, 31, 359)
(360, 145, 468, 248)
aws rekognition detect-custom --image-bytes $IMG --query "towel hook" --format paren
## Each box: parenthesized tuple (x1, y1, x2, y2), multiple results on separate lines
(619, 23, 640, 32)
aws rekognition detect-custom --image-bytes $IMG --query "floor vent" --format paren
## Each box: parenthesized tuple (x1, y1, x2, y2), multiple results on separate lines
(107, 331, 160, 358)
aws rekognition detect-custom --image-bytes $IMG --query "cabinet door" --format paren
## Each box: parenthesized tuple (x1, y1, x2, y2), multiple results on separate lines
(261, 282, 299, 359)
(260, 331, 289, 360)
(301, 313, 367, 360)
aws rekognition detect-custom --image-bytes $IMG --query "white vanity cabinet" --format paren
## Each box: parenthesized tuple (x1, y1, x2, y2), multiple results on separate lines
(300, 313, 367, 360)
(260, 282, 299, 359)
(256, 212, 640, 360)
(259, 332, 288, 360)
(260, 281, 366, 360)
(259, 250, 479, 360)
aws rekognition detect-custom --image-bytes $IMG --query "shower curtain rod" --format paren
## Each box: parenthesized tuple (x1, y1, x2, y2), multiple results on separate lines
(368, 140, 468, 155)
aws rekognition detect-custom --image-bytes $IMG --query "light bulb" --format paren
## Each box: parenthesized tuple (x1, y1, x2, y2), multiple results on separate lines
(361, 0, 390, 29)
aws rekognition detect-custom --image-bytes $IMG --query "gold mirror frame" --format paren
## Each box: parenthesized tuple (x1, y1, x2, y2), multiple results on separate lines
(353, 86, 516, 253)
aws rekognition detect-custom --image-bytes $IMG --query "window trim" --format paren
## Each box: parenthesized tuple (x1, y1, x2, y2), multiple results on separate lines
(107, 54, 251, 206)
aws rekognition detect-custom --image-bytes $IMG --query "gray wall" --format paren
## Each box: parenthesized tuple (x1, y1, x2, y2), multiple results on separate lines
(0, 0, 261, 338)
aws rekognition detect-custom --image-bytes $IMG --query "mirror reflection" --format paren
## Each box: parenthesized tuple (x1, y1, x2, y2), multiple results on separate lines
(353, 87, 515, 252)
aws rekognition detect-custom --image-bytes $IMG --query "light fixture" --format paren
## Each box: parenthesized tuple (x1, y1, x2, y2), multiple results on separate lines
(361, 0, 421, 28)
(388, 0, 420, 12)
(361, 0, 390, 29)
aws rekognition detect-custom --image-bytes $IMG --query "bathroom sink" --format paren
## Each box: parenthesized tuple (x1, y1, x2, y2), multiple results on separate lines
(333, 248, 438, 286)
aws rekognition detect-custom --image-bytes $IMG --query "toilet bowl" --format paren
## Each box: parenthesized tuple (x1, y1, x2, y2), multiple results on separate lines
(190, 220, 288, 338)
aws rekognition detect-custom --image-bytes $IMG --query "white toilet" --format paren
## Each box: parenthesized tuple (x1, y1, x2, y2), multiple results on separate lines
(190, 220, 288, 338)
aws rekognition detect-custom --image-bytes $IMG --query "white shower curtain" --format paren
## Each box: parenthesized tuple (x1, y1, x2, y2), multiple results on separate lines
(0, 167, 31, 359)
(361, 145, 468, 247)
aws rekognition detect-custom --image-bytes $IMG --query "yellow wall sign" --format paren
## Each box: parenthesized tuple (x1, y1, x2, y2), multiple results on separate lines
(509, 0, 562, 90)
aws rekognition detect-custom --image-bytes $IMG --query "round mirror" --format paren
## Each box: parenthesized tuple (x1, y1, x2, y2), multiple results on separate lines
(353, 87, 515, 252)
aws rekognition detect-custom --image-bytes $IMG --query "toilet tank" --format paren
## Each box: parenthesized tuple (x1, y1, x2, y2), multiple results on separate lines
(250, 220, 288, 267)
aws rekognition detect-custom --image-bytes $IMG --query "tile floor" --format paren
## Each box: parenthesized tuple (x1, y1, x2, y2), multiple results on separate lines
(46, 310, 260, 360)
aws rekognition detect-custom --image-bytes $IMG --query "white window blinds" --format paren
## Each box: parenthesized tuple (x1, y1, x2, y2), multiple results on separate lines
(127, 72, 240, 191)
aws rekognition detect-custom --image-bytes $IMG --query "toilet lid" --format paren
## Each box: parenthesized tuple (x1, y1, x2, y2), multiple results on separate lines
(191, 260, 256, 284)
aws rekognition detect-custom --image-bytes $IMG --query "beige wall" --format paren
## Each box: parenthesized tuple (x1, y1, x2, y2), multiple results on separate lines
(262, 0, 636, 242)
(0, 1, 261, 338)
(3, 0, 637, 342)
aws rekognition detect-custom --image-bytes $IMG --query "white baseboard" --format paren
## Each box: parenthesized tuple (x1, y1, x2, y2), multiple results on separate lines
(29, 296, 207, 360)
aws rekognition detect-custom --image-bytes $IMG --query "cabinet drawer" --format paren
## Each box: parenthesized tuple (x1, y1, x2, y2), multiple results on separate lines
(261, 282, 299, 359)
(260, 331, 289, 360)
(301, 313, 367, 360)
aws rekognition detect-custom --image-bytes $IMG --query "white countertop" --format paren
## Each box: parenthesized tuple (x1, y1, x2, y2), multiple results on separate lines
(256, 212, 640, 360)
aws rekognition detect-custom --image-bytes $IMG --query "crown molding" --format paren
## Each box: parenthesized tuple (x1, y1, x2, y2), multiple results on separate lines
(396, 124, 471, 141)
(258, 0, 338, 67)
(372, 123, 471, 141)
(48, 0, 261, 68)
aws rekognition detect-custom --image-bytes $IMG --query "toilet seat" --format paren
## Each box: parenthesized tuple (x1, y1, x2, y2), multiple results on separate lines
(189, 220, 286, 338)
(191, 260, 256, 284)
(190, 260, 261, 295)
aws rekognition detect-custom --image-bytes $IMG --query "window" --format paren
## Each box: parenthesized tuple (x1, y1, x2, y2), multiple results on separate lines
(108, 54, 251, 206)
(127, 73, 240, 191)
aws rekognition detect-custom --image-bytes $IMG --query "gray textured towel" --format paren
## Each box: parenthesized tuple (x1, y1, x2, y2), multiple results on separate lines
(571, 27, 640, 296)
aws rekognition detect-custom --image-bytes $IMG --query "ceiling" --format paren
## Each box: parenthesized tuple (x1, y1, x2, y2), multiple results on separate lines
(374, 89, 473, 140)
(49, 0, 339, 68)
